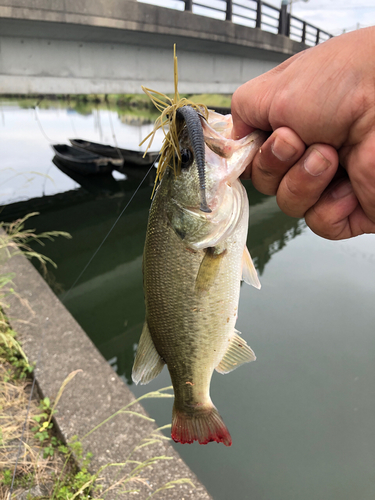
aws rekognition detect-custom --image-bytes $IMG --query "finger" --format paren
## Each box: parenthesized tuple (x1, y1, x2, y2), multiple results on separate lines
(305, 178, 375, 239)
(342, 130, 375, 224)
(231, 53, 303, 139)
(276, 144, 339, 218)
(231, 76, 274, 139)
(245, 127, 306, 194)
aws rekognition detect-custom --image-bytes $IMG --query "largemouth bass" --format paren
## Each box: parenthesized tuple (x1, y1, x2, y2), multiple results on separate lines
(132, 108, 265, 446)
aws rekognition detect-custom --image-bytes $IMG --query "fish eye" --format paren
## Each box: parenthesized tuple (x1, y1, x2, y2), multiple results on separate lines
(180, 148, 194, 169)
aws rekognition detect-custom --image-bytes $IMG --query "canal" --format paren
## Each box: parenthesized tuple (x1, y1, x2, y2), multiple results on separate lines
(1, 98, 375, 500)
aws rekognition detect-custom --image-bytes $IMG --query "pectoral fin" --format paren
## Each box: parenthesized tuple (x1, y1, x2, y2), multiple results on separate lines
(242, 246, 261, 289)
(195, 247, 226, 294)
(215, 329, 256, 374)
(132, 321, 165, 385)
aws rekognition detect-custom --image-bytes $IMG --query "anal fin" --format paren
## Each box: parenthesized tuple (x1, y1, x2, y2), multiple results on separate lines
(132, 321, 165, 385)
(216, 329, 256, 374)
(242, 246, 261, 289)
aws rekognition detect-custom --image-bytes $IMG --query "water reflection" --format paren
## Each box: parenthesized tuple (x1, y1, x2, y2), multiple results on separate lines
(246, 187, 306, 275)
(3, 179, 305, 384)
(52, 157, 122, 197)
(4, 98, 374, 500)
(1, 99, 306, 384)
(0, 98, 162, 205)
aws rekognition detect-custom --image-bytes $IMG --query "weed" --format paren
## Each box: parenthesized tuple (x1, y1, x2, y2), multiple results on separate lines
(0, 212, 71, 379)
(1, 469, 13, 487)
(1, 216, 195, 499)
(0, 360, 53, 499)
(0, 213, 71, 267)
(0, 327, 34, 380)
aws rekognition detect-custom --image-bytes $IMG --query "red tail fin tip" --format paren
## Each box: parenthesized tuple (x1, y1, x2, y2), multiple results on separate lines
(172, 404, 232, 446)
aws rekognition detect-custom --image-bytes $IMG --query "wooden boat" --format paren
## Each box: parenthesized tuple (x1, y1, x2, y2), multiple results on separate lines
(51, 144, 123, 175)
(52, 156, 122, 196)
(69, 139, 159, 167)
(119, 163, 157, 184)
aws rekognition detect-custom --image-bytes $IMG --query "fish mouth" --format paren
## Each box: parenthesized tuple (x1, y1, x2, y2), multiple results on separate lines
(176, 106, 211, 213)
(170, 197, 209, 219)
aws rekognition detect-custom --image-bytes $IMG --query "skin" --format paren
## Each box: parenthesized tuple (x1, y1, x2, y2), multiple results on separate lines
(142, 157, 251, 446)
(231, 27, 375, 240)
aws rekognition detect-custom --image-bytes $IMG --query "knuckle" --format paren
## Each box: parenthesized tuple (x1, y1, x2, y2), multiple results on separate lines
(350, 159, 375, 185)
(350, 168, 375, 223)
(277, 173, 322, 218)
(252, 172, 278, 196)
(252, 161, 280, 195)
(231, 88, 241, 115)
(257, 163, 277, 179)
(305, 206, 342, 240)
(251, 148, 282, 195)
(283, 174, 306, 200)
(268, 89, 290, 124)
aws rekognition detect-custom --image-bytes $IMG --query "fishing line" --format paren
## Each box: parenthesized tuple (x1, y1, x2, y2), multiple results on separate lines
(42, 164, 54, 196)
(9, 104, 154, 495)
(8, 321, 47, 499)
(106, 100, 125, 161)
(106, 100, 119, 149)
(94, 107, 104, 143)
(33, 98, 56, 144)
(61, 162, 155, 303)
(69, 112, 78, 137)
(1, 103, 5, 126)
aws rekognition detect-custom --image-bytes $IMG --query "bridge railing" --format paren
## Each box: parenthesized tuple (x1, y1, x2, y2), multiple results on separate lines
(151, 0, 333, 45)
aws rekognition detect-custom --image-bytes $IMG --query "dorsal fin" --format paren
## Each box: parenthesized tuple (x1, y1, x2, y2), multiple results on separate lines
(132, 321, 165, 385)
(215, 329, 256, 374)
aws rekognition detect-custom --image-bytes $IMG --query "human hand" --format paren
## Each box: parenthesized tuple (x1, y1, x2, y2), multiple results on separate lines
(231, 27, 375, 240)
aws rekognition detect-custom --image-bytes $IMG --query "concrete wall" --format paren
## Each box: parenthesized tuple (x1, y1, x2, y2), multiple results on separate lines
(1, 235, 212, 499)
(0, 0, 307, 94)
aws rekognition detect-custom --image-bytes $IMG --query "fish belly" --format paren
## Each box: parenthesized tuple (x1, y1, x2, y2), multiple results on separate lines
(142, 182, 248, 445)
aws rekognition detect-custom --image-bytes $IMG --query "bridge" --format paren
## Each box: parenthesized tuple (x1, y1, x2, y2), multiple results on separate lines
(0, 0, 332, 95)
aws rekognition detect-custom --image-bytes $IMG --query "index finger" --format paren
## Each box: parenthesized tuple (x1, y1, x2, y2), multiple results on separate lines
(231, 77, 273, 139)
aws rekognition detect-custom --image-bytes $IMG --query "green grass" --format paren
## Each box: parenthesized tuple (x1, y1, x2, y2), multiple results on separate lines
(0, 213, 195, 499)
(1, 93, 231, 117)
(188, 93, 232, 109)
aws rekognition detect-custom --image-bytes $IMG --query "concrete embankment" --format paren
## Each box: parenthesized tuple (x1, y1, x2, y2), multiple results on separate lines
(2, 247, 212, 500)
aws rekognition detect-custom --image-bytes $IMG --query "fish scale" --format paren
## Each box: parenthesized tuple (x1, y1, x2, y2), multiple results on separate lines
(132, 109, 265, 446)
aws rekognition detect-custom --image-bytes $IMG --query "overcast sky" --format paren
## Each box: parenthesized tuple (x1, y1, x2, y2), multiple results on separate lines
(278, 0, 375, 35)
(139, 0, 375, 37)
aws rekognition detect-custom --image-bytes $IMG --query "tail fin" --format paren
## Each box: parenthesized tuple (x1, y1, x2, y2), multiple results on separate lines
(172, 404, 232, 446)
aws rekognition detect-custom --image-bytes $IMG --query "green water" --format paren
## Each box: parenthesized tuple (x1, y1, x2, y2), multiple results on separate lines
(2, 100, 375, 500)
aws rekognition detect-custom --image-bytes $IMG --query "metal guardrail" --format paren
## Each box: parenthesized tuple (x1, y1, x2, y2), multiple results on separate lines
(164, 0, 333, 45)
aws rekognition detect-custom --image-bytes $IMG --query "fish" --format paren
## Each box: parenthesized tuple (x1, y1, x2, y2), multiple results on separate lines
(132, 106, 266, 446)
